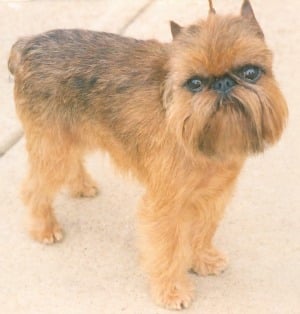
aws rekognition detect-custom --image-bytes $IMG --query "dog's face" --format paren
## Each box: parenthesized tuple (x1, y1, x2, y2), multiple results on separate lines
(163, 1, 288, 159)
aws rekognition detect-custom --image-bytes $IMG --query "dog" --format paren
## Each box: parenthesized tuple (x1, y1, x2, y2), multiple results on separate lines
(8, 0, 287, 309)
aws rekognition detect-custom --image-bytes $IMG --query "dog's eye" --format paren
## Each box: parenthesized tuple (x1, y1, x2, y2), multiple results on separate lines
(238, 65, 262, 83)
(186, 76, 204, 93)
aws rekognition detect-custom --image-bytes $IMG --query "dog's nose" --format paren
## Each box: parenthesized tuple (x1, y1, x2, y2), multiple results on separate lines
(212, 76, 236, 93)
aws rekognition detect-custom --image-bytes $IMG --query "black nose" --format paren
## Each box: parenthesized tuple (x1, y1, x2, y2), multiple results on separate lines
(212, 76, 236, 93)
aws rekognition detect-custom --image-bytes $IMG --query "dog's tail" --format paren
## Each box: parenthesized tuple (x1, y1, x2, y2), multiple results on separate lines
(8, 37, 30, 75)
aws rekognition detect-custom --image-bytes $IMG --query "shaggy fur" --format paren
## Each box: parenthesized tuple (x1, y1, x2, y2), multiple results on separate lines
(8, 0, 287, 310)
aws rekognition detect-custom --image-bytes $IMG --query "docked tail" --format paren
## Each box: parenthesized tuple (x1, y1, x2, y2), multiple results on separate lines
(8, 37, 30, 75)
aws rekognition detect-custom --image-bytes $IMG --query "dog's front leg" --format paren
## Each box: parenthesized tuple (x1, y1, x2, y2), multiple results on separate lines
(190, 183, 236, 276)
(137, 193, 194, 310)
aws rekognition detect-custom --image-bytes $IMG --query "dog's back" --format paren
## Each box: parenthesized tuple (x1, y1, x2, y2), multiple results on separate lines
(9, 29, 168, 138)
(8, 29, 171, 190)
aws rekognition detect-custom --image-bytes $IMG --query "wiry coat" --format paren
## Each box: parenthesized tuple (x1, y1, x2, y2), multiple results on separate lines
(8, 1, 287, 310)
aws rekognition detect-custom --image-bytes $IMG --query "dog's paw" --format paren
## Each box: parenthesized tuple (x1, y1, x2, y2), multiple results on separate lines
(151, 278, 194, 310)
(70, 182, 99, 198)
(192, 247, 228, 276)
(28, 217, 63, 244)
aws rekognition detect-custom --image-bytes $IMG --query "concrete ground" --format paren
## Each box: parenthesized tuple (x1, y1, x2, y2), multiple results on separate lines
(0, 1, 299, 313)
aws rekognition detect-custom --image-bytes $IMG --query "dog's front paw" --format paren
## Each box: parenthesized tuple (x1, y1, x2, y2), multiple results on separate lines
(192, 247, 228, 276)
(28, 216, 63, 244)
(151, 278, 194, 310)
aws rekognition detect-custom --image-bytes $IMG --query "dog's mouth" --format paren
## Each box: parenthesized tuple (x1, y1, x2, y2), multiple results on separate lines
(198, 94, 265, 158)
(214, 94, 247, 114)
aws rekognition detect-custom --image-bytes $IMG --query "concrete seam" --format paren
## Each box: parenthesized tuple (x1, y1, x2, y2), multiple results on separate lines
(119, 0, 156, 35)
(0, 130, 24, 157)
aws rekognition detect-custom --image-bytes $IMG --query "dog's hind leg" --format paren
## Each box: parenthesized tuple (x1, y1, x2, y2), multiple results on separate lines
(67, 151, 98, 198)
(22, 128, 76, 244)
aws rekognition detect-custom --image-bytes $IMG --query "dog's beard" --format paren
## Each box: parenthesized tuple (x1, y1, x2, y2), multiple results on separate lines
(166, 80, 287, 159)
(198, 97, 262, 157)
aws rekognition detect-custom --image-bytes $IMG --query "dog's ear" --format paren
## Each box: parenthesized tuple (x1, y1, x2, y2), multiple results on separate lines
(241, 0, 264, 38)
(170, 21, 182, 39)
(208, 0, 216, 14)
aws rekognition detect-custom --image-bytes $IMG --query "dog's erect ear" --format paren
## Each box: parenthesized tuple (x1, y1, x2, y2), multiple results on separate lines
(208, 0, 216, 14)
(241, 0, 264, 38)
(170, 21, 182, 39)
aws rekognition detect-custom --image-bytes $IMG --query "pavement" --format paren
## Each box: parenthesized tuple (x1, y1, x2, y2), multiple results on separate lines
(0, 1, 299, 313)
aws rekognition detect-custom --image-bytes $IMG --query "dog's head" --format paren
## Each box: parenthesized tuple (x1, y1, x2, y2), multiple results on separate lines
(163, 0, 288, 159)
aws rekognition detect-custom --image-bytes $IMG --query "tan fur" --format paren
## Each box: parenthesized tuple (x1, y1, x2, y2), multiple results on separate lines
(8, 1, 287, 310)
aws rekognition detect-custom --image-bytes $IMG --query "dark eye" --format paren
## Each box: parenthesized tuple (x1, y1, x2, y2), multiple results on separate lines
(238, 65, 262, 83)
(186, 76, 204, 93)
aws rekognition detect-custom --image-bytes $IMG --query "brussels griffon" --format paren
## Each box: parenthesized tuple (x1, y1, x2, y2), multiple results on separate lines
(8, 0, 287, 310)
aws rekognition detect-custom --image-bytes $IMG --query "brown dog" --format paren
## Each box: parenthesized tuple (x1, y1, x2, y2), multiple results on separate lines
(8, 0, 287, 310)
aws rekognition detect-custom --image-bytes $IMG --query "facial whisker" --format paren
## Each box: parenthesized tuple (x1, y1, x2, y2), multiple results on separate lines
(232, 93, 264, 151)
(182, 114, 191, 139)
